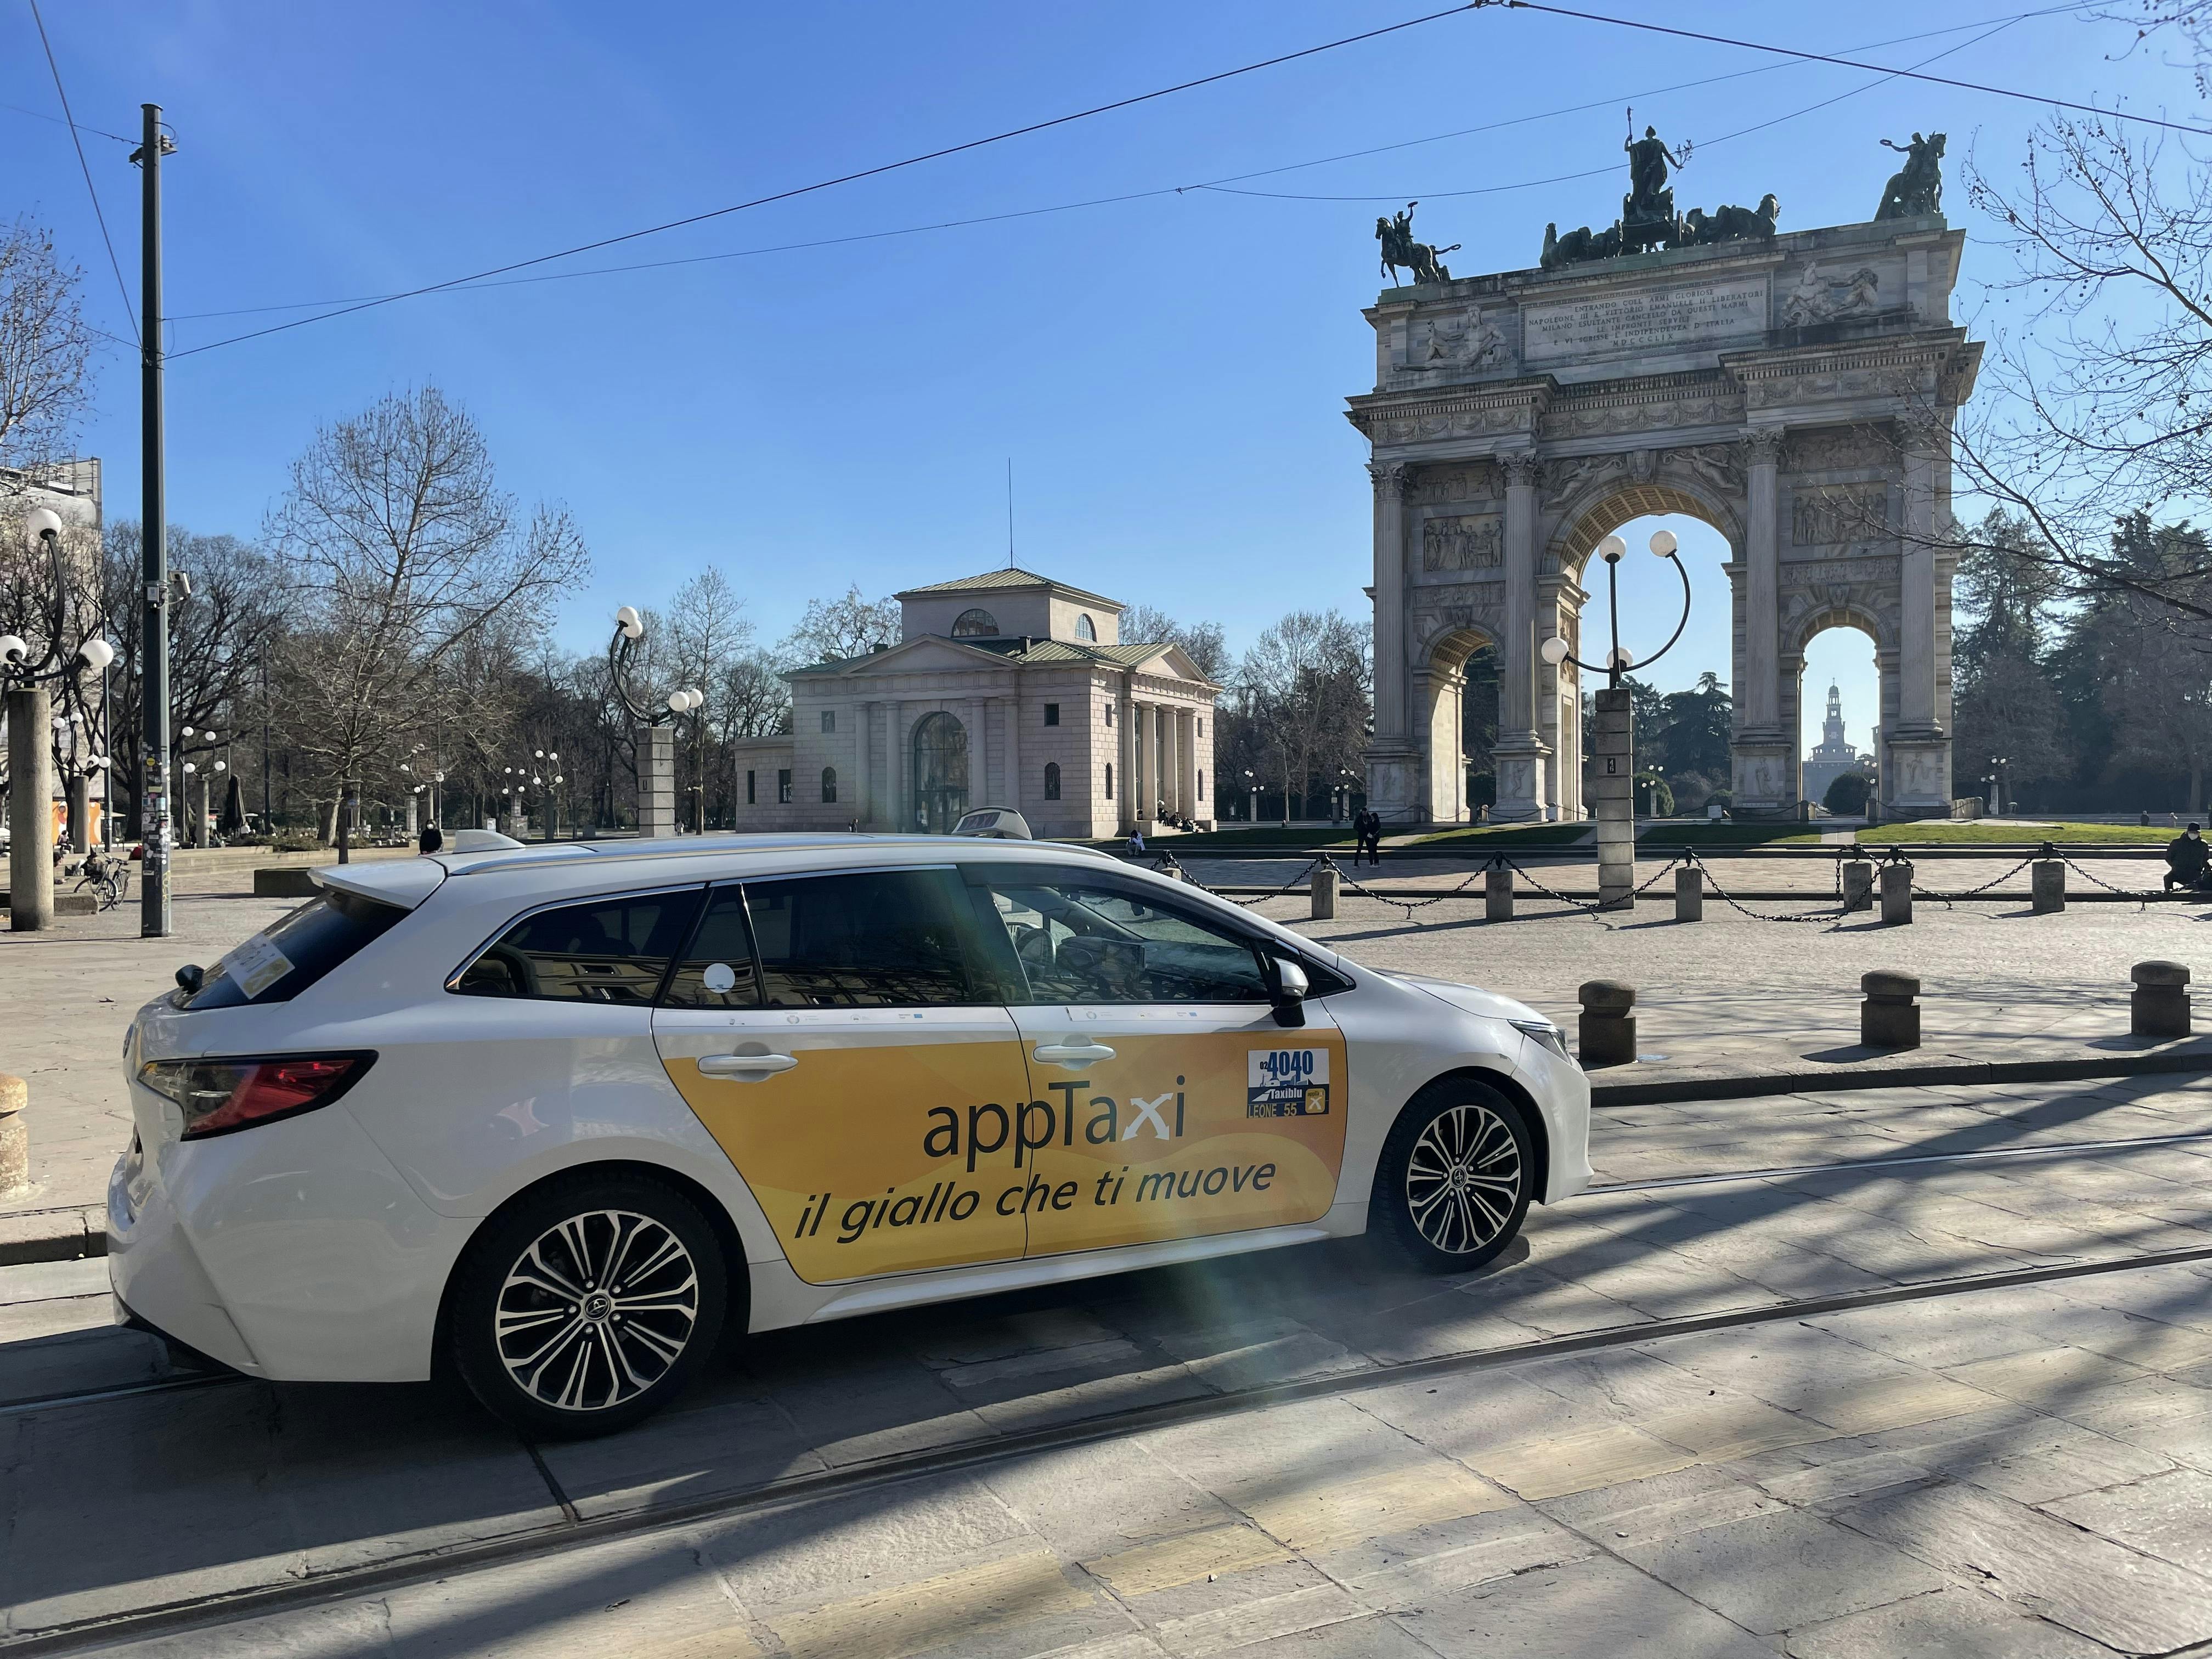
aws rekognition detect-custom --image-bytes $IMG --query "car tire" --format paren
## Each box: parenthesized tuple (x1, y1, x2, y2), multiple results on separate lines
(1373, 1080, 1535, 1273)
(448, 1171, 727, 1439)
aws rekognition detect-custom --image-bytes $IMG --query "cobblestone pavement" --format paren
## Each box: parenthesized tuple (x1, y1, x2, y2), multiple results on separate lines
(9, 1075, 2212, 1654)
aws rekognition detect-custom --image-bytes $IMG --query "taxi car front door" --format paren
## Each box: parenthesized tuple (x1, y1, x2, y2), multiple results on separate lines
(969, 871, 1349, 1261)
(650, 867, 1032, 1283)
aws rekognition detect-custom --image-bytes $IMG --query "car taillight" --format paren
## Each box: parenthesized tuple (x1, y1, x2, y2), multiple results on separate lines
(139, 1053, 375, 1140)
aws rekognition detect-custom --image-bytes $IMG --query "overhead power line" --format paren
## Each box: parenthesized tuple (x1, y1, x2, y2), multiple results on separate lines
(0, 96, 132, 143)
(166, 2, 1489, 360)
(26, 0, 137, 343)
(1488, 0, 2212, 138)
(159, 3, 2087, 339)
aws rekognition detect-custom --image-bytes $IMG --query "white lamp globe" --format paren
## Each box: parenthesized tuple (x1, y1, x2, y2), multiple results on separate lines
(78, 637, 115, 669)
(666, 690, 690, 714)
(24, 506, 64, 541)
(182, 761, 196, 775)
(534, 749, 544, 759)
(683, 686, 703, 709)
(0, 634, 25, 664)
(1608, 647, 1634, 669)
(1648, 529, 1679, 557)
(548, 751, 558, 762)
(1598, 534, 1627, 562)
(1539, 636, 1571, 666)
(213, 760, 227, 773)
(182, 725, 195, 738)
(615, 605, 644, 641)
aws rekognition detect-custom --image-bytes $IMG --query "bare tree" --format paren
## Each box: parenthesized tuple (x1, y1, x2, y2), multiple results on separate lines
(1237, 609, 1370, 819)
(0, 217, 94, 487)
(778, 584, 899, 665)
(267, 386, 589, 857)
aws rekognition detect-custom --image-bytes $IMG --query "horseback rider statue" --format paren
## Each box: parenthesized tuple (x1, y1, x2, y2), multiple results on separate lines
(1620, 115, 1688, 254)
(1874, 131, 1945, 220)
(1376, 201, 1460, 286)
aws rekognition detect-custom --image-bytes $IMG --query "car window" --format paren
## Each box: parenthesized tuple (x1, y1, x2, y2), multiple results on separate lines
(179, 888, 408, 1010)
(453, 889, 702, 1005)
(978, 876, 1271, 1005)
(743, 868, 977, 1007)
(660, 888, 761, 1008)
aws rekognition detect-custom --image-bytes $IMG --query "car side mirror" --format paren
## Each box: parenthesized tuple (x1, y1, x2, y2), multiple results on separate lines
(1271, 959, 1309, 1028)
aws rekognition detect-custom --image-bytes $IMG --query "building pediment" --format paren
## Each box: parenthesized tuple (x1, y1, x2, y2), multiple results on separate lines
(796, 636, 1008, 678)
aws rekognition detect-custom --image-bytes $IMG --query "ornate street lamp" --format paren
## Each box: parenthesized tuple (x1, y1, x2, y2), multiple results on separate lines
(4, 507, 116, 929)
(1535, 529, 1694, 910)
(606, 603, 701, 838)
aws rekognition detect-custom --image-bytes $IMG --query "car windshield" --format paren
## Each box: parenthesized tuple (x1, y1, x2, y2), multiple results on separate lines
(177, 888, 409, 1010)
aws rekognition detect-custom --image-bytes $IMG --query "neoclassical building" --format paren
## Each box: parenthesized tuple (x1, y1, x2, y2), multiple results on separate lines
(1801, 681, 1877, 806)
(730, 568, 1220, 838)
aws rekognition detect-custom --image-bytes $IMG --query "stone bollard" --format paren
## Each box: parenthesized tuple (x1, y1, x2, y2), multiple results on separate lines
(1311, 862, 1339, 921)
(1842, 859, 1875, 913)
(1860, 970, 1922, 1049)
(1578, 980, 1637, 1068)
(1880, 864, 1914, 925)
(1486, 866, 1514, 922)
(2032, 860, 2066, 915)
(2132, 960, 2192, 1039)
(0, 1071, 25, 1199)
(1675, 865, 1703, 922)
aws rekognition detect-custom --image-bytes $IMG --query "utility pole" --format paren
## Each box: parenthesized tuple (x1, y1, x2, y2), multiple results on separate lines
(133, 104, 174, 938)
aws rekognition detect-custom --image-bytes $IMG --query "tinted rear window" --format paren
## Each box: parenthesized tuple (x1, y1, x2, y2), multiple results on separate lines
(179, 889, 409, 1010)
(452, 889, 703, 1005)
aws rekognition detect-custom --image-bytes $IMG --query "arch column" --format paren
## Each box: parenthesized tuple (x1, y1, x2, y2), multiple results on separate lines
(1887, 436, 1953, 814)
(1730, 427, 1793, 811)
(1362, 461, 1420, 823)
(1418, 663, 1466, 825)
(1489, 454, 1551, 821)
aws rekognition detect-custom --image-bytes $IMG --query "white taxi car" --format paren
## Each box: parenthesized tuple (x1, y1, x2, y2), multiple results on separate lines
(110, 836, 1590, 1436)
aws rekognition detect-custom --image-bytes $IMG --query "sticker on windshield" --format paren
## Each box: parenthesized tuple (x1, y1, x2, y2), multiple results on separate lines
(1248, 1047, 1329, 1117)
(219, 932, 294, 998)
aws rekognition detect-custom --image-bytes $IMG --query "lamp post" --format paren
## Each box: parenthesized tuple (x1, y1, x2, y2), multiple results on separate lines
(3, 507, 116, 929)
(1243, 768, 1257, 825)
(1988, 756, 2010, 818)
(1537, 529, 1694, 909)
(605, 605, 701, 838)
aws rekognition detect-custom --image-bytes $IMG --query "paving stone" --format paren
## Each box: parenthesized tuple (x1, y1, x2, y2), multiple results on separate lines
(1341, 1508, 1594, 1598)
(2041, 1468, 2212, 1575)
(1782, 1585, 2120, 1658)
(1149, 1582, 1368, 1658)
(757, 1547, 1120, 1659)
(1838, 1478, 2212, 1652)
(984, 1439, 1240, 1564)
(1536, 1462, 1788, 1545)
(1617, 1508, 1946, 1634)
(696, 1476, 1029, 1611)
(1945, 1424, 2174, 1504)
(1387, 1554, 1778, 1658)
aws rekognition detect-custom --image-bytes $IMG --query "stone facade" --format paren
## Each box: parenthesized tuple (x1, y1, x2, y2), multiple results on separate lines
(1347, 215, 1978, 822)
(729, 568, 1220, 838)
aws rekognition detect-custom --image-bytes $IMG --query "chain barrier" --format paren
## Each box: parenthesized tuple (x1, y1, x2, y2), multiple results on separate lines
(2053, 843, 2157, 911)
(1159, 851, 1323, 909)
(1683, 848, 1847, 924)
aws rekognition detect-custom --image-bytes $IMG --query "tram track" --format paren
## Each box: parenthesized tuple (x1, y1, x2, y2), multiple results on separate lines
(1590, 1125, 2212, 1193)
(10, 1232, 2212, 1655)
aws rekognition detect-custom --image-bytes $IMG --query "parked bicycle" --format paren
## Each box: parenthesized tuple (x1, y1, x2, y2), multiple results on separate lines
(72, 846, 130, 912)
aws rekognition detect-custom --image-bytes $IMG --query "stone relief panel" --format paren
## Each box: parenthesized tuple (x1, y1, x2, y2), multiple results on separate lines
(1777, 263, 1891, 329)
(1412, 596, 1504, 660)
(1782, 424, 1897, 474)
(1421, 514, 1503, 572)
(1378, 402, 1532, 445)
(1542, 383, 1742, 441)
(1411, 307, 1511, 370)
(1780, 555, 1903, 651)
(1411, 461, 1502, 505)
(1791, 482, 1891, 546)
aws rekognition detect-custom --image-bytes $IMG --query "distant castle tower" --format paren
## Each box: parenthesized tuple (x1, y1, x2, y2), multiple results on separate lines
(1802, 681, 1876, 807)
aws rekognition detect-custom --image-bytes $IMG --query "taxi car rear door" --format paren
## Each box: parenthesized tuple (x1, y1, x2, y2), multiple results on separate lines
(650, 866, 1031, 1283)
(965, 868, 1348, 1260)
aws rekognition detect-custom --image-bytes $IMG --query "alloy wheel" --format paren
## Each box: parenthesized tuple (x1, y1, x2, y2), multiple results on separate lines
(1403, 1103, 1524, 1257)
(494, 1209, 701, 1413)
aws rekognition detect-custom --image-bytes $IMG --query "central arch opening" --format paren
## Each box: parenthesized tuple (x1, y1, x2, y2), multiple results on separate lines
(911, 711, 969, 833)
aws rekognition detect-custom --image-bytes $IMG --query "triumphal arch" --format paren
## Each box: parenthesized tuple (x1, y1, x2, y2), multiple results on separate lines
(1350, 132, 1979, 822)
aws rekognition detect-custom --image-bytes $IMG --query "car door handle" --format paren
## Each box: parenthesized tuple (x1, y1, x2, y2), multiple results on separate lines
(697, 1052, 799, 1079)
(1032, 1041, 1116, 1068)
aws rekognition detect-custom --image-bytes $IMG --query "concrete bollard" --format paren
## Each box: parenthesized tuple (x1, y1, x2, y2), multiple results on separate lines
(1860, 969, 1922, 1049)
(1675, 865, 1703, 922)
(1578, 980, 1637, 1068)
(1842, 859, 1875, 913)
(0, 1071, 25, 1199)
(2132, 960, 2192, 1039)
(1310, 864, 1339, 921)
(1880, 864, 1914, 924)
(1486, 866, 1514, 922)
(2032, 860, 2066, 914)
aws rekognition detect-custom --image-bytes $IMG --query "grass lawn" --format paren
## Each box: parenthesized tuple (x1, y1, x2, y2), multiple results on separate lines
(1067, 826, 1357, 851)
(1639, 823, 1822, 847)
(1854, 821, 2170, 845)
(1408, 824, 1593, 848)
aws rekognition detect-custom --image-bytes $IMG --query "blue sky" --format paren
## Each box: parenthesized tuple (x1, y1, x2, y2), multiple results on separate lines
(5, 1, 2197, 764)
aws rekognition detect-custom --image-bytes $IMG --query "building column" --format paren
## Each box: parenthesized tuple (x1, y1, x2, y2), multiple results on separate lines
(1889, 436, 1951, 813)
(1489, 454, 1551, 821)
(1177, 708, 1198, 822)
(967, 696, 989, 808)
(1361, 461, 1420, 823)
(858, 700, 876, 826)
(1136, 700, 1155, 823)
(889, 699, 910, 832)
(1117, 680, 1136, 832)
(1730, 427, 1792, 811)
(1002, 691, 1022, 823)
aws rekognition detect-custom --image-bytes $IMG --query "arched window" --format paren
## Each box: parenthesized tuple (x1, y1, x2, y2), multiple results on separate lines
(1074, 613, 1097, 642)
(951, 608, 998, 638)
(911, 712, 968, 832)
(1043, 761, 1061, 801)
(821, 767, 838, 804)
